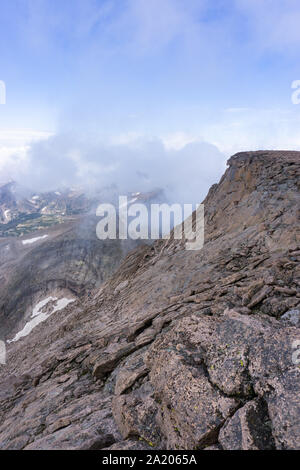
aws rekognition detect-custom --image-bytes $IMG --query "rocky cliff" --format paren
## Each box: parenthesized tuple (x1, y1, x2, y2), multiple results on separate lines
(0, 150, 299, 450)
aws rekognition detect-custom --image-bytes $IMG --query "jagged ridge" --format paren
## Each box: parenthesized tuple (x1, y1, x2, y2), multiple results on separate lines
(0, 150, 299, 450)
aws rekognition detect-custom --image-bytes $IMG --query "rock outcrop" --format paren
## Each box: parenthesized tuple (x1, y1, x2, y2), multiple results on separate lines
(0, 150, 299, 450)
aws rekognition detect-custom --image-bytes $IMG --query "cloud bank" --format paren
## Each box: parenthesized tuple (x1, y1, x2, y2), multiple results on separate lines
(0, 133, 226, 206)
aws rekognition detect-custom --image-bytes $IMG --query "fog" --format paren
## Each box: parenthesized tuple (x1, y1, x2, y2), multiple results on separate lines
(0, 133, 226, 206)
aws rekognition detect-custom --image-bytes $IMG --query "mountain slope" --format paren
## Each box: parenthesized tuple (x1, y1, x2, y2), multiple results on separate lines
(0, 215, 144, 339)
(0, 150, 299, 450)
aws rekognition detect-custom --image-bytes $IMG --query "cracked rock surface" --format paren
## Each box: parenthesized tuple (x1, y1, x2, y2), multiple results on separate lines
(0, 150, 299, 450)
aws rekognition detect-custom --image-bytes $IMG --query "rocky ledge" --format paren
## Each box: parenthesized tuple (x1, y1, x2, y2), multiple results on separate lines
(0, 150, 299, 450)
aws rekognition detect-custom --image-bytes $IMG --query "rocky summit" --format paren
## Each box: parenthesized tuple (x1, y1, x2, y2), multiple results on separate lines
(0, 150, 299, 450)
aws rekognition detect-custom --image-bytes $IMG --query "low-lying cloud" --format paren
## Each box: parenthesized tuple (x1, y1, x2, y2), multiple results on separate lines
(0, 133, 226, 205)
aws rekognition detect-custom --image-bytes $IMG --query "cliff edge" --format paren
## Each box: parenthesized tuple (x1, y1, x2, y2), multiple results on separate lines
(0, 150, 299, 450)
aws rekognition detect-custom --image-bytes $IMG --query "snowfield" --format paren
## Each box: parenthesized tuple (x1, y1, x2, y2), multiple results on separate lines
(8, 296, 75, 343)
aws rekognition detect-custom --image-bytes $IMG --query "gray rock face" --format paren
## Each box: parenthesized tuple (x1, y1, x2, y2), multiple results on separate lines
(0, 150, 299, 450)
(141, 310, 299, 449)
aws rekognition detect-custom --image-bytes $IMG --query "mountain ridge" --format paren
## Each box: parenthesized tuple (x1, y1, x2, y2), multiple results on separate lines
(0, 150, 299, 450)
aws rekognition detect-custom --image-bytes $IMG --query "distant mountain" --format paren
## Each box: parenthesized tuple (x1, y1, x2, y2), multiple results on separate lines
(0, 183, 166, 338)
(0, 182, 92, 237)
(0, 181, 166, 238)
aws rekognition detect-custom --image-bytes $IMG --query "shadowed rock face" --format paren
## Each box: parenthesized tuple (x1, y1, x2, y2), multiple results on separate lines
(0, 150, 299, 450)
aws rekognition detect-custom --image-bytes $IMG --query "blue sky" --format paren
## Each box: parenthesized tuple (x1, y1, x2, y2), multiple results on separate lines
(0, 0, 300, 198)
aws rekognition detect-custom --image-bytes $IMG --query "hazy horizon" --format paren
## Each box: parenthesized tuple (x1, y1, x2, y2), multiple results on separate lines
(1, 0, 300, 202)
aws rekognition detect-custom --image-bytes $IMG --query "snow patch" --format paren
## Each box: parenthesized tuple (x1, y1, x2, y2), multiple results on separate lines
(129, 197, 138, 204)
(22, 235, 48, 245)
(8, 296, 75, 343)
(4, 209, 10, 220)
(31, 297, 57, 318)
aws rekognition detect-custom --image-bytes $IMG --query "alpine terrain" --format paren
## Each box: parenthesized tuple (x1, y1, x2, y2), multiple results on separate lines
(0, 150, 299, 450)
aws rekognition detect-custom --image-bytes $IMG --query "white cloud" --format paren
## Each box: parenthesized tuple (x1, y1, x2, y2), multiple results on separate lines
(236, 0, 300, 52)
(0, 129, 52, 181)
(202, 107, 300, 155)
(0, 131, 226, 205)
(119, 0, 206, 53)
(162, 132, 200, 151)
